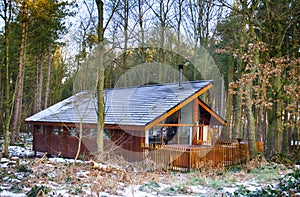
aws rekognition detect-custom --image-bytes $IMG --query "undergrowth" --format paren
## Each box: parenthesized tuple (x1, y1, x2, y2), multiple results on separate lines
(231, 168, 300, 196)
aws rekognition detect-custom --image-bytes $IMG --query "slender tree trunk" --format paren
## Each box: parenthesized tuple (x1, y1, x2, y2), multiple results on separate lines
(96, 0, 105, 153)
(74, 122, 83, 162)
(232, 90, 242, 139)
(34, 58, 39, 113)
(44, 45, 52, 108)
(246, 3, 259, 159)
(138, 0, 145, 62)
(3, 0, 13, 157)
(225, 92, 233, 139)
(37, 51, 44, 112)
(11, 2, 27, 144)
(226, 55, 234, 139)
(4, 24, 10, 157)
(122, 0, 129, 86)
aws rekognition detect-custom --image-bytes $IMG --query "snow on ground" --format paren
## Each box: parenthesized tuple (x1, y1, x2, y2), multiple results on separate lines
(0, 145, 299, 196)
(8, 146, 35, 158)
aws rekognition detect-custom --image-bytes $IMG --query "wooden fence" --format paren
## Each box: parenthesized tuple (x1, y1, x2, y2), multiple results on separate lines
(143, 140, 254, 172)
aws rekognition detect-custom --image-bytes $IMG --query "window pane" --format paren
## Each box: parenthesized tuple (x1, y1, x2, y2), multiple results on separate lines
(52, 126, 59, 135)
(60, 127, 64, 136)
(43, 126, 47, 135)
(89, 128, 97, 138)
(37, 125, 42, 134)
(70, 128, 77, 137)
(104, 129, 110, 139)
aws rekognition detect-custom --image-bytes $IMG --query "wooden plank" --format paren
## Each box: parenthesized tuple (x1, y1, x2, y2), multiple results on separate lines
(192, 99, 198, 145)
(105, 124, 145, 131)
(146, 140, 248, 170)
(156, 123, 193, 127)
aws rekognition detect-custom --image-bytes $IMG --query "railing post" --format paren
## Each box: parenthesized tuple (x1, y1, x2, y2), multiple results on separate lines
(170, 154, 173, 170)
(237, 138, 242, 164)
(187, 148, 191, 172)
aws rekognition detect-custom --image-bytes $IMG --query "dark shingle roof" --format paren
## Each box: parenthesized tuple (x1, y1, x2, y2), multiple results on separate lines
(25, 80, 213, 126)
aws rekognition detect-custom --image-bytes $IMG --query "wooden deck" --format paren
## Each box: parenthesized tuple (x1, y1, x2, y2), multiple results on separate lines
(143, 140, 256, 171)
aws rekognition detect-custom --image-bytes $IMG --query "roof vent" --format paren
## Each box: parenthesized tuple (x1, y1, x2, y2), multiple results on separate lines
(178, 64, 184, 89)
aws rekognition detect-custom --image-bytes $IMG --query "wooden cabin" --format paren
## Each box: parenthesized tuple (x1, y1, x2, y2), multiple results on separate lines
(25, 80, 240, 170)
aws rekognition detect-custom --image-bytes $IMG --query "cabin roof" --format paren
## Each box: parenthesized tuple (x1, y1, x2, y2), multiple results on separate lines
(26, 80, 224, 127)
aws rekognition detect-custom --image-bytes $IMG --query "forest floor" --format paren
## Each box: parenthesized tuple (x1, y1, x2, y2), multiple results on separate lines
(0, 133, 299, 197)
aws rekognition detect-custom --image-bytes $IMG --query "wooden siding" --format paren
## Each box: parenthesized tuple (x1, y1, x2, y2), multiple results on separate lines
(33, 125, 144, 161)
(110, 130, 144, 162)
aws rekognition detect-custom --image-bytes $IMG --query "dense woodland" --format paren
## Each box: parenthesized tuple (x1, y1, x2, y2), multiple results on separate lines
(0, 0, 299, 159)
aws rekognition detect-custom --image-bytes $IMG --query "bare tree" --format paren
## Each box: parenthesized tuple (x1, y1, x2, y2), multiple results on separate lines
(147, 0, 174, 82)
(95, 0, 119, 153)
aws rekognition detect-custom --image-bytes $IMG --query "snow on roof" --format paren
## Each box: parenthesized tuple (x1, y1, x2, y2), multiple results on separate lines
(25, 80, 213, 126)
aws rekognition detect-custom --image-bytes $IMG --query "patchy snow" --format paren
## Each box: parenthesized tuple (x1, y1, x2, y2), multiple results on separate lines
(0, 144, 299, 197)
(0, 190, 26, 197)
(8, 146, 35, 158)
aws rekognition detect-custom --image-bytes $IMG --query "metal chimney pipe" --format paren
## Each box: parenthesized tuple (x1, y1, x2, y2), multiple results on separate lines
(178, 64, 184, 89)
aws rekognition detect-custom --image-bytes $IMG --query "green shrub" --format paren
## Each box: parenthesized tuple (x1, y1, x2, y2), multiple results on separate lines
(231, 169, 300, 196)
(26, 185, 50, 197)
(138, 181, 160, 193)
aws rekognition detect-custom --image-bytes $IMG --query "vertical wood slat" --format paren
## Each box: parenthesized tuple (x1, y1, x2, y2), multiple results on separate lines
(143, 140, 251, 172)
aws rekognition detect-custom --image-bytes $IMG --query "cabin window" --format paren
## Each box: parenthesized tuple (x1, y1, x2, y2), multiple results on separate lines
(43, 126, 47, 135)
(70, 128, 78, 137)
(88, 128, 96, 138)
(60, 127, 64, 136)
(149, 126, 166, 145)
(104, 129, 110, 139)
(37, 125, 42, 134)
(179, 126, 190, 144)
(52, 126, 59, 135)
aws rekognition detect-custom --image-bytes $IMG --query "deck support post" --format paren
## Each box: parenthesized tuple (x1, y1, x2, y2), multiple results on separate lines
(192, 99, 199, 145)
(187, 148, 191, 171)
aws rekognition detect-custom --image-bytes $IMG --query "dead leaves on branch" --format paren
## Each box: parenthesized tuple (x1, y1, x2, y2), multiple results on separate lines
(229, 42, 299, 112)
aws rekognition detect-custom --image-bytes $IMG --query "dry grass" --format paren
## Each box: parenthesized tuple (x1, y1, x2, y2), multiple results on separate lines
(1, 150, 292, 196)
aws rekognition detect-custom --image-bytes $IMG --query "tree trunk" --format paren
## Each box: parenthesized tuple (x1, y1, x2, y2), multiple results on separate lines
(96, 0, 105, 153)
(3, 0, 13, 157)
(44, 45, 52, 108)
(34, 58, 39, 114)
(267, 99, 283, 155)
(11, 1, 27, 144)
(4, 26, 10, 157)
(232, 92, 242, 139)
(244, 82, 257, 159)
(37, 51, 44, 112)
(122, 0, 129, 86)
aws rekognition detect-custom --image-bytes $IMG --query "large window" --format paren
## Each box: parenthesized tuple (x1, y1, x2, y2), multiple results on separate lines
(149, 126, 163, 144)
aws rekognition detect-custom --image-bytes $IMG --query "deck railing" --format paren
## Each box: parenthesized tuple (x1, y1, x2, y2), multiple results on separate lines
(143, 140, 251, 171)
